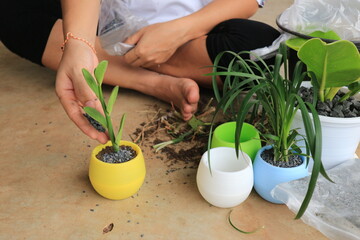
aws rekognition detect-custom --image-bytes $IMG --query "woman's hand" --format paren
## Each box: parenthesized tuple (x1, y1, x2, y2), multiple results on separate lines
(123, 20, 189, 68)
(55, 40, 108, 144)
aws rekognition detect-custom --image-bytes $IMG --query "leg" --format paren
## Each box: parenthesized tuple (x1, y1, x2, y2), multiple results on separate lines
(147, 35, 220, 88)
(43, 20, 200, 121)
(153, 19, 281, 84)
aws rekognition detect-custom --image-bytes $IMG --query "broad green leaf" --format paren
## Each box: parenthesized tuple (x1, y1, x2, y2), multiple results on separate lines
(94, 60, 108, 85)
(107, 86, 119, 115)
(286, 30, 341, 51)
(83, 107, 107, 129)
(82, 68, 99, 97)
(298, 39, 360, 88)
(115, 113, 126, 146)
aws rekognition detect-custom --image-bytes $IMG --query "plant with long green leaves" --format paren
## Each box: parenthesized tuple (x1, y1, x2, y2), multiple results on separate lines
(82, 60, 126, 153)
(206, 44, 332, 219)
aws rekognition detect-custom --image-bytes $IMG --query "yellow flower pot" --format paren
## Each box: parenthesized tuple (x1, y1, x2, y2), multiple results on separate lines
(89, 140, 146, 200)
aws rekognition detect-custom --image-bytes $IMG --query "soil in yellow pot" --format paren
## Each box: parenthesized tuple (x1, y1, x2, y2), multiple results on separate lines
(89, 140, 146, 200)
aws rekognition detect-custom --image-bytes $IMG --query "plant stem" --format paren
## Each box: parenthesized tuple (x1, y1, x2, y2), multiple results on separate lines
(153, 129, 194, 152)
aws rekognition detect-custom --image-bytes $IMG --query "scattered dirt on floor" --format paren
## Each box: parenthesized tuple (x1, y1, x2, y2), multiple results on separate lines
(130, 97, 222, 172)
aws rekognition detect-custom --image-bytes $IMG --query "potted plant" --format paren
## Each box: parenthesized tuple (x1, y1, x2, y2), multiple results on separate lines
(206, 44, 331, 219)
(82, 60, 146, 200)
(291, 38, 360, 170)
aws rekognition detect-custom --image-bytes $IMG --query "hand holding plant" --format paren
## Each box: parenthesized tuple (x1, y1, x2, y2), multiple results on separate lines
(82, 60, 126, 153)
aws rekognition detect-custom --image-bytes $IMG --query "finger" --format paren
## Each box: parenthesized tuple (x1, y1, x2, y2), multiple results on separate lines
(124, 48, 141, 64)
(56, 71, 108, 143)
(131, 57, 146, 68)
(142, 61, 159, 69)
(70, 70, 105, 115)
(123, 29, 142, 45)
(59, 91, 108, 143)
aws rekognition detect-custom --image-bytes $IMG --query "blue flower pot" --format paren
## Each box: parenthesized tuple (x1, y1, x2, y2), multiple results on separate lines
(253, 145, 308, 204)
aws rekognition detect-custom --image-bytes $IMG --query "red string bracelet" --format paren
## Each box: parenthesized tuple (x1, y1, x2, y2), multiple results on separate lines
(61, 32, 97, 54)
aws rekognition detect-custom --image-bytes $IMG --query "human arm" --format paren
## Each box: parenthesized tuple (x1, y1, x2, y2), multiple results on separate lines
(124, 0, 259, 67)
(55, 0, 108, 143)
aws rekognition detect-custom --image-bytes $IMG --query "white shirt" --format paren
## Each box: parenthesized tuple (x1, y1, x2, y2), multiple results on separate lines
(124, 0, 265, 24)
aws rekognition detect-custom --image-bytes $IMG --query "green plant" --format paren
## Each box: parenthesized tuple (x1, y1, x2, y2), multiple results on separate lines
(82, 60, 126, 152)
(297, 38, 360, 102)
(286, 30, 341, 51)
(207, 44, 332, 219)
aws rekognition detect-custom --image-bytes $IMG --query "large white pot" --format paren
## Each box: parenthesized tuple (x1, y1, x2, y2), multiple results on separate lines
(292, 82, 360, 170)
(196, 147, 253, 208)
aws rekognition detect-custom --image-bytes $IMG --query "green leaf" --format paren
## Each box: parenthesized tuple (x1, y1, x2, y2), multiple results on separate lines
(82, 68, 100, 97)
(340, 82, 360, 101)
(188, 116, 205, 131)
(298, 39, 360, 89)
(83, 107, 107, 129)
(261, 133, 280, 142)
(107, 86, 119, 115)
(153, 130, 194, 152)
(94, 60, 108, 85)
(286, 30, 341, 51)
(228, 210, 264, 234)
(115, 113, 126, 146)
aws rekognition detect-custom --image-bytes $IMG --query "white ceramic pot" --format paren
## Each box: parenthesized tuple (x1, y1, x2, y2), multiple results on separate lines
(292, 82, 360, 170)
(196, 147, 253, 208)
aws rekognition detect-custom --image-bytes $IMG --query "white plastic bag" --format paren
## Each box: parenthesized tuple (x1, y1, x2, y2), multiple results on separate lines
(98, 0, 148, 55)
(272, 158, 360, 240)
(278, 0, 360, 41)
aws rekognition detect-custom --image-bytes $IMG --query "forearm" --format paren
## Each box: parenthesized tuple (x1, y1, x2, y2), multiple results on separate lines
(60, 0, 100, 43)
(175, 0, 259, 42)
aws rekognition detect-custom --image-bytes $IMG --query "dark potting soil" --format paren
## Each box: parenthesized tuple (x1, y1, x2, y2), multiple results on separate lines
(299, 86, 360, 118)
(96, 145, 137, 163)
(83, 113, 106, 132)
(261, 148, 303, 168)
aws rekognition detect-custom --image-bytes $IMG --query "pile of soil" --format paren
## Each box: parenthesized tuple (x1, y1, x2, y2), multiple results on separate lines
(131, 97, 220, 171)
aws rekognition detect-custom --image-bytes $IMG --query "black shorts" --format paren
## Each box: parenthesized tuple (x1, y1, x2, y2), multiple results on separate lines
(0, 0, 62, 66)
(206, 18, 280, 70)
(0, 1, 279, 69)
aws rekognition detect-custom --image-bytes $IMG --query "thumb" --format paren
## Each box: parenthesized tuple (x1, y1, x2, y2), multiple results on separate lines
(84, 97, 104, 115)
(124, 30, 143, 45)
(84, 98, 96, 108)
(73, 74, 103, 114)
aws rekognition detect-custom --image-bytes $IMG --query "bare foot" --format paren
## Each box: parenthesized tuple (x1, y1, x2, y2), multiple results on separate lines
(174, 78, 200, 121)
(150, 75, 200, 121)
(101, 58, 200, 121)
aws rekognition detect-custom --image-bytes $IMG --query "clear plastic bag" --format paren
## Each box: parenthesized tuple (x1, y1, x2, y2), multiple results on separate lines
(272, 158, 360, 240)
(278, 0, 360, 41)
(98, 0, 148, 55)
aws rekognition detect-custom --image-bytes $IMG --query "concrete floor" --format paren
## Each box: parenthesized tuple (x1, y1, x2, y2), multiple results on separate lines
(1, 1, 359, 239)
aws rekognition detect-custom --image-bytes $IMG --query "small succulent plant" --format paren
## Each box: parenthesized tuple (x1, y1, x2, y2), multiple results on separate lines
(82, 60, 126, 153)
